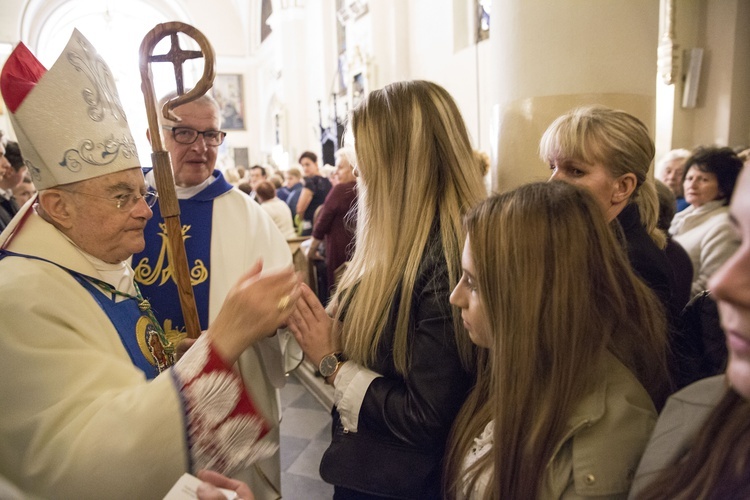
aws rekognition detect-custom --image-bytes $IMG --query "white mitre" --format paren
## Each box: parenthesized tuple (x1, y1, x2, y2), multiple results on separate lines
(0, 29, 140, 190)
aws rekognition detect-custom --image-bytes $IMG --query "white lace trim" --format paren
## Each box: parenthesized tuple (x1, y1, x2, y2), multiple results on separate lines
(460, 420, 494, 498)
(173, 335, 275, 476)
(468, 419, 494, 462)
(174, 335, 210, 381)
(184, 371, 240, 428)
(192, 414, 277, 474)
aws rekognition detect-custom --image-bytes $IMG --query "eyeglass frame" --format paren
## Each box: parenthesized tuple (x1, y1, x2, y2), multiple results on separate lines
(59, 188, 159, 211)
(162, 125, 227, 146)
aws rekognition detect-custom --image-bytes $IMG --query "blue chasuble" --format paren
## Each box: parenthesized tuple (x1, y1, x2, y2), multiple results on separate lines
(132, 171, 234, 339)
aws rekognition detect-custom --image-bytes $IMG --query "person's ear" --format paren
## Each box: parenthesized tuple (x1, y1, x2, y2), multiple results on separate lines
(612, 173, 637, 204)
(38, 189, 75, 229)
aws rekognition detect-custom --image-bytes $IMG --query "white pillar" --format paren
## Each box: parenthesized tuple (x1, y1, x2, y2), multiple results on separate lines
(489, 0, 659, 191)
(368, 0, 410, 88)
(270, 1, 320, 162)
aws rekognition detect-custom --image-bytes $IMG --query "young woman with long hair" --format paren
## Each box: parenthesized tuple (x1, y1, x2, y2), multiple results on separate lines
(289, 80, 486, 498)
(445, 181, 670, 499)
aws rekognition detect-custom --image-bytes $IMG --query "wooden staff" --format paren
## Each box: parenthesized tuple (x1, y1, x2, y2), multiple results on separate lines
(139, 22, 215, 340)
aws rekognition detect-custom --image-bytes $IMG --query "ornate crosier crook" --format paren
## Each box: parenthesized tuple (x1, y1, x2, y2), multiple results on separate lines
(139, 23, 215, 340)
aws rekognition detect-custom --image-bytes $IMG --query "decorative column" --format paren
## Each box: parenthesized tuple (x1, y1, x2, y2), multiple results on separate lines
(488, 0, 659, 191)
(655, 0, 679, 163)
(367, 0, 410, 88)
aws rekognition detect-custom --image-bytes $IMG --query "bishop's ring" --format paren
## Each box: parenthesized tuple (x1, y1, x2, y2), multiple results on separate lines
(277, 295, 291, 312)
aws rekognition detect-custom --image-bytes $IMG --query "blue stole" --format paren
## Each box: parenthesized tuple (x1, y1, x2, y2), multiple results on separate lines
(132, 170, 234, 338)
(74, 277, 164, 379)
(0, 250, 167, 379)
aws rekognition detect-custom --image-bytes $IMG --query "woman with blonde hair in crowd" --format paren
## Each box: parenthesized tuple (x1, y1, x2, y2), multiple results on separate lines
(289, 80, 486, 498)
(445, 181, 670, 499)
(541, 105, 678, 321)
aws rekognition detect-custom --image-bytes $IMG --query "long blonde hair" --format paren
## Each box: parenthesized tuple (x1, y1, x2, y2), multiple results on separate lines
(444, 182, 670, 499)
(539, 105, 666, 249)
(333, 80, 486, 374)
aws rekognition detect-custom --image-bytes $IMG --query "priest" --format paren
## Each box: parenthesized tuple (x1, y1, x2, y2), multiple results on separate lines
(132, 91, 293, 499)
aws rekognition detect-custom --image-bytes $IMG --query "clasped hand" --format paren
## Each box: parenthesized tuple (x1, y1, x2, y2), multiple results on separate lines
(288, 283, 340, 367)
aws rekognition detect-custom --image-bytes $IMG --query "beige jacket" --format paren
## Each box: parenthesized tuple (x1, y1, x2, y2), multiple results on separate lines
(628, 375, 727, 499)
(542, 352, 657, 499)
(462, 352, 657, 499)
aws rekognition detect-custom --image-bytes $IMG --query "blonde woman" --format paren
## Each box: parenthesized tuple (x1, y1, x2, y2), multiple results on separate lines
(541, 105, 677, 322)
(445, 182, 670, 499)
(289, 80, 486, 499)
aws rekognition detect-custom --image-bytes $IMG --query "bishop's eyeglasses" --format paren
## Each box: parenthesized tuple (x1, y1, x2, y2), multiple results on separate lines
(61, 189, 159, 211)
(163, 126, 227, 146)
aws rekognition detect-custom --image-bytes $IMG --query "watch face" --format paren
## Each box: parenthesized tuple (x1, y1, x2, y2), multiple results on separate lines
(319, 354, 339, 377)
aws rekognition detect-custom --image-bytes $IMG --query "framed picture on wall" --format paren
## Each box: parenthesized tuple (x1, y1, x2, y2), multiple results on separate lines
(234, 147, 249, 169)
(351, 72, 365, 108)
(346, 45, 372, 111)
(212, 74, 245, 130)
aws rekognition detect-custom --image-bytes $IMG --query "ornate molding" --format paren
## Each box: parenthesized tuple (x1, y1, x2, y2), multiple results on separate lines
(657, 0, 678, 86)
(279, 0, 305, 10)
(337, 0, 368, 25)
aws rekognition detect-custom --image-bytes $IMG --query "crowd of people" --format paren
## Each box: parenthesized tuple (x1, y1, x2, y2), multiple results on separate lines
(231, 149, 357, 303)
(1, 29, 749, 500)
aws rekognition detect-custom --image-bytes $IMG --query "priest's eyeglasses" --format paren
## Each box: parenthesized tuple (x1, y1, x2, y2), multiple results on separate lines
(163, 126, 227, 146)
(61, 189, 159, 211)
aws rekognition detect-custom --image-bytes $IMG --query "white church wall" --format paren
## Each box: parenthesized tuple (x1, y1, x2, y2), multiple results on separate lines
(405, 0, 493, 151)
(690, 0, 750, 148)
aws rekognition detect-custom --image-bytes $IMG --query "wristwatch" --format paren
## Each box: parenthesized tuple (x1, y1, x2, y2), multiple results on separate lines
(318, 352, 345, 378)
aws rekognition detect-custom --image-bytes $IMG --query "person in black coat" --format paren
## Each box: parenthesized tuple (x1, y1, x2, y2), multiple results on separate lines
(288, 80, 487, 499)
(541, 105, 678, 401)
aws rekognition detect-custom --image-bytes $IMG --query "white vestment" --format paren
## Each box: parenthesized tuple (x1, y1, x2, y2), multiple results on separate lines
(0, 208, 272, 499)
(0, 210, 185, 498)
(207, 187, 293, 500)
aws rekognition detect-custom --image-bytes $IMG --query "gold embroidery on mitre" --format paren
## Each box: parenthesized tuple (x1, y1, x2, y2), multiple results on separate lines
(67, 34, 127, 122)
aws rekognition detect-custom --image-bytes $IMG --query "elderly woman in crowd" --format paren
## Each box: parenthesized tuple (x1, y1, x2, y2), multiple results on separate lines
(657, 148, 692, 212)
(668, 146, 743, 296)
(308, 146, 358, 300)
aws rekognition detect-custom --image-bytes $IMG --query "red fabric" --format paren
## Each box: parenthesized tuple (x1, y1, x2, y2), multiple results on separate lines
(0, 42, 47, 113)
(184, 341, 270, 439)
